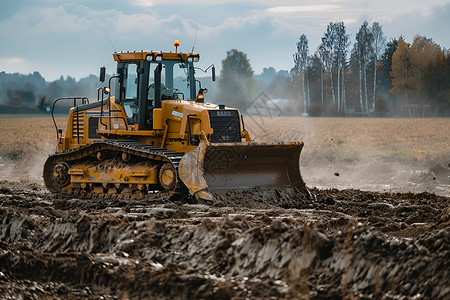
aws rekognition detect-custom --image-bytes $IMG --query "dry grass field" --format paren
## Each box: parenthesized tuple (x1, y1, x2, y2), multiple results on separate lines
(0, 115, 66, 160)
(0, 115, 449, 195)
(0, 115, 448, 162)
(246, 116, 450, 162)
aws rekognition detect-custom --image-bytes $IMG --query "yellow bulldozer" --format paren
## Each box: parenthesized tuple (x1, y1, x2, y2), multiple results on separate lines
(44, 42, 310, 201)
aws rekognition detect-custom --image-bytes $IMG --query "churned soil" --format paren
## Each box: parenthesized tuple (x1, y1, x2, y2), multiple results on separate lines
(0, 116, 449, 298)
(0, 180, 448, 299)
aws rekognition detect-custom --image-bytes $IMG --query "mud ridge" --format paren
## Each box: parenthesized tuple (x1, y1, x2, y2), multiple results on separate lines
(0, 181, 449, 299)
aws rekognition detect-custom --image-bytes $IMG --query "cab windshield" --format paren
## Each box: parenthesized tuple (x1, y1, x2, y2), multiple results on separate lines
(117, 59, 195, 125)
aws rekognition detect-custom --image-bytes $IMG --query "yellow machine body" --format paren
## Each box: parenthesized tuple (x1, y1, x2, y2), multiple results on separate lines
(44, 48, 309, 200)
(57, 97, 226, 154)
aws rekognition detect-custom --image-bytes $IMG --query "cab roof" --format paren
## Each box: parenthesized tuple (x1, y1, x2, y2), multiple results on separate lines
(113, 51, 199, 63)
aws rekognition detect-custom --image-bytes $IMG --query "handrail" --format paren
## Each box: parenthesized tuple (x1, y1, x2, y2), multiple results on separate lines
(99, 88, 107, 128)
(173, 91, 184, 100)
(51, 96, 89, 140)
(106, 75, 120, 131)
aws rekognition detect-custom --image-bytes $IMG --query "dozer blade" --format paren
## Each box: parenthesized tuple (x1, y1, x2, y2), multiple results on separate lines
(178, 142, 311, 200)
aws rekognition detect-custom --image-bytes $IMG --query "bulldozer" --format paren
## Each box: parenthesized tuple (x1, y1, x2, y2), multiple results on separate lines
(43, 42, 310, 201)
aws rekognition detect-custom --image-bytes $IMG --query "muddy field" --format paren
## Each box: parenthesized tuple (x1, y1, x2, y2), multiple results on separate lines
(0, 116, 449, 299)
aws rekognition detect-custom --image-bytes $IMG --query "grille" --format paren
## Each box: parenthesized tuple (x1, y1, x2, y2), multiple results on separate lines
(72, 111, 85, 140)
(208, 110, 241, 143)
(88, 117, 101, 139)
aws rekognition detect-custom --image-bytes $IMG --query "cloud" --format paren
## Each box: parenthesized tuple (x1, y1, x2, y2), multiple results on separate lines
(0, 57, 38, 74)
(0, 4, 196, 48)
(133, 0, 154, 7)
(0, 5, 100, 37)
(1, 0, 450, 80)
(267, 5, 340, 14)
(0, 4, 204, 79)
(382, 2, 450, 47)
(2, 58, 25, 64)
(340, 18, 357, 24)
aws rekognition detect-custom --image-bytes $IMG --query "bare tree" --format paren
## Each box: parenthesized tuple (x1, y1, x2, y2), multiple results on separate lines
(293, 34, 309, 114)
(306, 56, 311, 108)
(355, 21, 374, 113)
(352, 42, 365, 112)
(317, 45, 328, 107)
(371, 22, 386, 111)
(333, 22, 350, 113)
(322, 24, 336, 107)
(321, 22, 349, 114)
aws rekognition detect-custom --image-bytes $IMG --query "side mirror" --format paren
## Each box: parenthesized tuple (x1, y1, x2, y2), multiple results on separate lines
(99, 66, 106, 82)
(212, 65, 216, 82)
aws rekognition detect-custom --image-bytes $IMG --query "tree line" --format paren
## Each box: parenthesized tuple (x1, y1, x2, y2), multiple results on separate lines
(217, 22, 450, 117)
(2, 25, 449, 117)
(0, 72, 101, 113)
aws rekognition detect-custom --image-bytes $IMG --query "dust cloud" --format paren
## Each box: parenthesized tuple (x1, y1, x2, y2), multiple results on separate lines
(301, 155, 450, 197)
(245, 116, 450, 197)
(0, 143, 54, 184)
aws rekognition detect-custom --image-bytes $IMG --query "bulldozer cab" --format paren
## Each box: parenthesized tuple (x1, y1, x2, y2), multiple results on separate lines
(112, 52, 201, 129)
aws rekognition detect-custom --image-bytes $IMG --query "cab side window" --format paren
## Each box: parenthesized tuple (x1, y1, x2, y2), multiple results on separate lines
(125, 64, 138, 100)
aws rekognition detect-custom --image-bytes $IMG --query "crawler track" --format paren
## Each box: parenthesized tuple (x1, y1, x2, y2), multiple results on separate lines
(43, 140, 189, 201)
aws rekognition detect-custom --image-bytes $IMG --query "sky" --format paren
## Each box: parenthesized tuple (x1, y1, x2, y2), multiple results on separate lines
(1, 0, 450, 81)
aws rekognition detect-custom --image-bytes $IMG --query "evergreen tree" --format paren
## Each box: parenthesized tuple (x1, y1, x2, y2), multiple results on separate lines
(379, 38, 398, 94)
